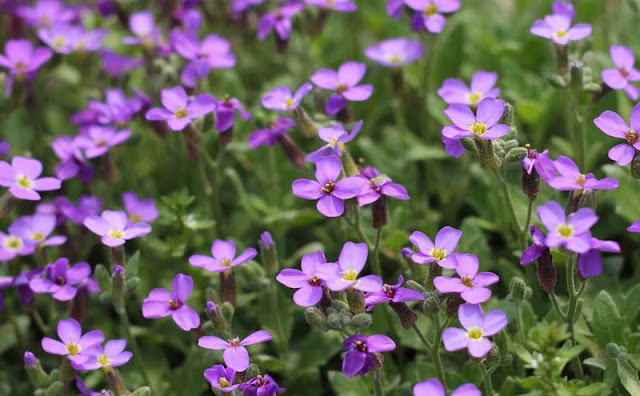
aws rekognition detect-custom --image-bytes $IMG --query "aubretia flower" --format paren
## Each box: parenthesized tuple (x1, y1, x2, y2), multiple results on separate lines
(276, 251, 327, 307)
(364, 38, 423, 67)
(189, 239, 257, 273)
(409, 226, 462, 269)
(0, 39, 52, 76)
(240, 375, 285, 396)
(74, 339, 132, 371)
(248, 118, 296, 149)
(257, 4, 304, 40)
(311, 61, 373, 115)
(84, 210, 151, 247)
(99, 50, 143, 78)
(80, 88, 145, 126)
(0, 228, 34, 261)
(52, 136, 93, 182)
(442, 303, 507, 358)
(437, 71, 500, 106)
(262, 83, 313, 111)
(530, 14, 591, 45)
(291, 155, 364, 217)
(413, 378, 481, 396)
(123, 11, 162, 48)
(204, 365, 239, 393)
(442, 98, 508, 141)
(16, 0, 75, 28)
(601, 46, 640, 100)
(74, 126, 131, 158)
(364, 275, 424, 311)
(548, 156, 619, 191)
(356, 166, 410, 206)
(594, 106, 640, 166)
(142, 273, 201, 331)
(11, 213, 66, 247)
(577, 238, 620, 278)
(29, 258, 92, 301)
(38, 24, 77, 54)
(520, 226, 548, 265)
(552, 1, 575, 19)
(0, 156, 61, 201)
(317, 241, 383, 292)
(122, 192, 158, 225)
(59, 195, 102, 224)
(214, 97, 251, 132)
(41, 318, 104, 363)
(537, 201, 597, 254)
(405, 0, 461, 34)
(342, 334, 396, 377)
(306, 121, 362, 162)
(304, 0, 356, 11)
(434, 254, 499, 304)
(628, 221, 640, 233)
(173, 33, 236, 68)
(198, 330, 272, 371)
(522, 147, 558, 182)
(145, 86, 216, 131)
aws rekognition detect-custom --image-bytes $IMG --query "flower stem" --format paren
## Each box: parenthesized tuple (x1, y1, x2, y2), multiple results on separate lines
(269, 281, 289, 359)
(515, 301, 527, 345)
(371, 227, 382, 277)
(565, 254, 585, 379)
(548, 292, 566, 321)
(479, 361, 496, 396)
(521, 200, 533, 249)
(492, 169, 522, 240)
(431, 315, 449, 389)
(117, 306, 152, 387)
(411, 324, 433, 349)
(371, 369, 384, 396)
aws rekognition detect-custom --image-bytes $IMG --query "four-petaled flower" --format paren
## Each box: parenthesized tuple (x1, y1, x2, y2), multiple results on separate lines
(262, 83, 313, 112)
(276, 251, 327, 307)
(240, 375, 286, 396)
(409, 226, 462, 269)
(342, 334, 396, 377)
(42, 318, 104, 363)
(442, 303, 507, 358)
(257, 4, 305, 41)
(74, 126, 131, 159)
(11, 213, 67, 247)
(311, 62, 373, 115)
(594, 105, 640, 166)
(364, 275, 424, 311)
(434, 254, 499, 304)
(84, 210, 152, 247)
(356, 166, 410, 206)
(198, 330, 272, 371)
(74, 339, 133, 371)
(548, 156, 619, 191)
(189, 239, 257, 273)
(405, 0, 461, 34)
(537, 201, 598, 254)
(442, 98, 508, 141)
(29, 258, 92, 301)
(0, 39, 52, 76)
(530, 13, 591, 45)
(142, 273, 201, 331)
(438, 70, 500, 107)
(306, 121, 363, 163)
(123, 11, 162, 49)
(364, 38, 424, 67)
(0, 156, 61, 201)
(145, 86, 216, 131)
(601, 45, 640, 100)
(204, 365, 239, 393)
(522, 147, 558, 183)
(317, 241, 383, 292)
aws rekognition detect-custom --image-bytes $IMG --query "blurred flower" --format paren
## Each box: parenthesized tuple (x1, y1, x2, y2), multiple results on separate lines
(173, 32, 236, 69)
(522, 147, 558, 183)
(537, 201, 597, 254)
(214, 96, 251, 132)
(364, 275, 424, 311)
(145, 86, 216, 131)
(41, 318, 104, 363)
(437, 71, 500, 106)
(16, 0, 76, 28)
(142, 273, 201, 331)
(276, 251, 327, 307)
(409, 226, 462, 269)
(204, 365, 239, 393)
(434, 254, 498, 304)
(52, 136, 93, 182)
(76, 376, 105, 396)
(198, 330, 272, 371)
(74, 339, 132, 371)
(304, 0, 356, 12)
(0, 39, 52, 76)
(0, 156, 61, 201)
(317, 241, 382, 292)
(84, 210, 151, 247)
(548, 156, 619, 191)
(0, 226, 35, 261)
(442, 98, 508, 141)
(306, 121, 362, 162)
(356, 166, 409, 206)
(0, 141, 9, 158)
(9, 268, 43, 306)
(37, 24, 77, 54)
(29, 258, 91, 301)
(413, 378, 481, 396)
(122, 192, 158, 225)
(77, 88, 145, 126)
(530, 13, 591, 45)
(577, 238, 620, 278)
(364, 38, 423, 67)
(10, 213, 66, 247)
(75, 126, 131, 158)
(405, 0, 460, 34)
(123, 11, 162, 48)
(232, 0, 264, 14)
(387, 0, 404, 18)
(59, 195, 102, 224)
(240, 374, 286, 396)
(552, 1, 575, 20)
(629, 221, 640, 233)
(594, 105, 640, 166)
(257, 4, 305, 40)
(262, 83, 313, 111)
(442, 303, 507, 358)
(342, 334, 396, 377)
(601, 46, 640, 100)
(248, 118, 296, 149)
(189, 239, 257, 272)
(99, 50, 143, 78)
(520, 226, 548, 265)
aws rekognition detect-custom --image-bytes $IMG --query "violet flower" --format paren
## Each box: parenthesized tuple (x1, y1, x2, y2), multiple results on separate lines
(59, 195, 102, 224)
(409, 226, 462, 269)
(248, 118, 296, 149)
(262, 83, 313, 111)
(442, 135, 464, 158)
(52, 136, 93, 182)
(522, 147, 558, 183)
(520, 225, 548, 265)
(122, 192, 159, 225)
(10, 213, 66, 247)
(74, 339, 132, 371)
(189, 239, 257, 273)
(387, 0, 404, 18)
(71, 27, 108, 53)
(628, 221, 640, 233)
(405, 0, 461, 33)
(548, 156, 619, 191)
(38, 24, 77, 54)
(180, 59, 210, 88)
(364, 275, 424, 311)
(74, 126, 131, 158)
(291, 155, 364, 217)
(306, 121, 362, 163)
(311, 61, 373, 115)
(75, 376, 106, 396)
(577, 238, 620, 278)
(276, 250, 327, 307)
(81, 88, 145, 125)
(29, 258, 91, 301)
(530, 13, 591, 45)
(204, 365, 239, 393)
(364, 38, 424, 67)
(442, 98, 509, 141)
(240, 375, 286, 396)
(304, 0, 356, 12)
(198, 330, 272, 371)
(232, 0, 264, 14)
(433, 253, 499, 304)
(0, 141, 9, 158)
(142, 273, 201, 331)
(442, 303, 507, 358)
(601, 45, 640, 100)
(0, 156, 61, 201)
(317, 241, 383, 292)
(6, 268, 43, 306)
(173, 32, 236, 69)
(537, 200, 597, 254)
(437, 71, 500, 106)
(0, 39, 52, 76)
(342, 334, 396, 377)
(41, 318, 104, 363)
(16, 0, 76, 28)
(552, 1, 575, 19)
(84, 210, 151, 247)
(145, 86, 216, 131)
(257, 4, 305, 41)
(593, 106, 640, 166)
(413, 379, 481, 396)
(0, 229, 34, 261)
(99, 50, 143, 78)
(123, 11, 162, 49)
(356, 166, 410, 206)
(214, 97, 251, 132)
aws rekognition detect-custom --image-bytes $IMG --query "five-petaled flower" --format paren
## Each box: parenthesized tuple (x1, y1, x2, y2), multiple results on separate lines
(409, 226, 462, 269)
(189, 239, 257, 273)
(434, 253, 499, 304)
(142, 273, 201, 331)
(0, 156, 61, 201)
(198, 330, 272, 371)
(84, 210, 152, 247)
(276, 251, 327, 307)
(442, 303, 507, 358)
(311, 62, 373, 115)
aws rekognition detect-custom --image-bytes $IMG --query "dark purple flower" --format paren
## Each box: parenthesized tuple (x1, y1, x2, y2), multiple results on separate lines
(214, 97, 251, 132)
(434, 254, 499, 304)
(538, 201, 597, 254)
(74, 126, 131, 158)
(522, 147, 558, 183)
(601, 45, 640, 100)
(442, 303, 507, 358)
(594, 106, 640, 166)
(317, 241, 383, 292)
(0, 39, 52, 76)
(198, 330, 272, 371)
(0, 141, 9, 158)
(413, 378, 481, 396)
(409, 226, 462, 269)
(74, 339, 132, 371)
(342, 334, 396, 377)
(520, 226, 548, 265)
(248, 118, 296, 149)
(122, 192, 158, 225)
(190, 239, 257, 273)
(145, 86, 216, 131)
(204, 365, 239, 393)
(29, 258, 91, 301)
(530, 14, 591, 45)
(306, 121, 362, 163)
(276, 251, 327, 307)
(123, 11, 162, 49)
(364, 38, 423, 67)
(10, 213, 66, 247)
(257, 4, 304, 41)
(0, 156, 61, 201)
(405, 0, 461, 33)
(442, 98, 508, 141)
(84, 210, 151, 247)
(262, 83, 313, 111)
(99, 50, 143, 78)
(548, 156, 619, 191)
(142, 273, 201, 331)
(356, 166, 410, 206)
(304, 0, 356, 11)
(442, 135, 464, 158)
(364, 275, 424, 311)
(438, 71, 500, 106)
(310, 61, 373, 115)
(240, 375, 286, 396)
(577, 238, 620, 278)
(41, 318, 104, 363)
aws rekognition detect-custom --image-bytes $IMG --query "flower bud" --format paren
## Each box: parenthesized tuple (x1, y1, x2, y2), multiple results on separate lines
(305, 307, 329, 331)
(422, 292, 440, 316)
(220, 301, 235, 323)
(24, 352, 51, 388)
(405, 280, 426, 293)
(583, 82, 602, 93)
(548, 74, 568, 89)
(259, 231, 279, 276)
(104, 368, 131, 396)
(460, 137, 478, 153)
(132, 387, 151, 396)
(292, 107, 318, 138)
(372, 196, 388, 228)
(111, 266, 126, 301)
(631, 153, 640, 179)
(207, 301, 230, 331)
(475, 139, 502, 170)
(331, 299, 350, 312)
(220, 270, 237, 306)
(505, 147, 528, 163)
(326, 312, 342, 329)
(44, 381, 64, 396)
(276, 134, 305, 168)
(390, 302, 418, 329)
(499, 102, 514, 125)
(570, 61, 584, 91)
(486, 344, 500, 366)
(508, 277, 531, 302)
(446, 294, 464, 318)
(536, 249, 556, 293)
(346, 288, 365, 314)
(522, 167, 540, 201)
(24, 351, 37, 367)
(351, 313, 372, 329)
(340, 310, 353, 327)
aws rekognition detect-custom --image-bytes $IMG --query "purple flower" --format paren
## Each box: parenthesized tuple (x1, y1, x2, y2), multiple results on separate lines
(306, 121, 362, 163)
(257, 4, 304, 41)
(52, 136, 93, 182)
(232, 0, 264, 14)
(81, 88, 145, 125)
(75, 377, 104, 396)
(364, 38, 424, 67)
(522, 147, 558, 183)
(552, 1, 575, 20)
(0, 39, 52, 76)
(99, 50, 143, 78)
(342, 334, 396, 377)
(304, 0, 356, 11)
(0, 156, 61, 201)
(433, 254, 499, 304)
(145, 86, 216, 131)
(29, 258, 91, 301)
(198, 330, 272, 371)
(74, 339, 132, 371)
(629, 221, 640, 233)
(214, 97, 251, 132)
(72, 27, 108, 53)
(548, 156, 619, 191)
(356, 166, 410, 206)
(262, 83, 313, 111)
(259, 231, 274, 247)
(204, 365, 239, 393)
(0, 141, 9, 158)
(122, 192, 158, 225)
(409, 226, 462, 269)
(74, 126, 131, 158)
(594, 106, 640, 166)
(577, 238, 620, 278)
(142, 273, 201, 331)
(189, 239, 257, 273)
(442, 303, 507, 358)
(41, 318, 104, 363)
(248, 118, 296, 149)
(0, 228, 34, 261)
(84, 210, 151, 247)
(291, 155, 365, 217)
(173, 32, 236, 69)
(37, 24, 77, 54)
(59, 195, 102, 225)
(180, 59, 210, 88)
(387, 0, 404, 18)
(413, 379, 481, 396)
(520, 226, 548, 265)
(6, 268, 43, 306)
(530, 14, 591, 45)
(405, 0, 461, 33)
(10, 213, 66, 247)
(601, 45, 640, 100)
(240, 375, 285, 396)
(123, 11, 162, 48)
(317, 241, 383, 292)
(311, 61, 373, 115)
(276, 251, 327, 307)
(364, 275, 424, 311)
(442, 135, 464, 158)
(437, 71, 500, 106)
(16, 0, 76, 28)
(442, 98, 508, 141)
(537, 201, 597, 254)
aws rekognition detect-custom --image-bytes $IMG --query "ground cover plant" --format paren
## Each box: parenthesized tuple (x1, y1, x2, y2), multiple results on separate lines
(1, 0, 640, 395)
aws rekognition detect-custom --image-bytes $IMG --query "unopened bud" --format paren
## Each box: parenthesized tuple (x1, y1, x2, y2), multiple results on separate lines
(486, 344, 500, 366)
(505, 147, 528, 163)
(259, 231, 278, 276)
(276, 134, 305, 168)
(475, 139, 502, 170)
(446, 294, 465, 318)
(422, 292, 440, 316)
(24, 352, 51, 388)
(499, 102, 514, 125)
(351, 313, 372, 329)
(305, 307, 329, 331)
(508, 277, 531, 301)
(390, 302, 418, 329)
(522, 168, 540, 201)
(570, 62, 583, 91)
(244, 364, 261, 380)
(537, 250, 556, 293)
(548, 74, 568, 89)
(372, 196, 388, 228)
(44, 381, 64, 396)
(346, 288, 365, 314)
(340, 310, 353, 327)
(327, 312, 342, 329)
(405, 280, 426, 293)
(220, 301, 235, 323)
(292, 107, 318, 138)
(460, 137, 479, 155)
(331, 299, 350, 312)
(583, 82, 602, 93)
(111, 267, 125, 301)
(341, 148, 360, 177)
(207, 301, 229, 330)
(24, 351, 37, 367)
(631, 153, 640, 179)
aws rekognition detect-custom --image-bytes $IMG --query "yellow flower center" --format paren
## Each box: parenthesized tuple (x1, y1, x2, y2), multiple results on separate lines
(53, 36, 66, 48)
(556, 224, 574, 238)
(354, 340, 368, 352)
(66, 342, 81, 356)
(174, 108, 188, 118)
(461, 276, 474, 288)
(97, 353, 112, 367)
(321, 181, 335, 195)
(467, 327, 484, 340)
(31, 232, 45, 241)
(96, 139, 108, 147)
(129, 214, 142, 223)
(466, 92, 482, 104)
(219, 378, 231, 388)
(626, 129, 639, 146)
(470, 121, 488, 135)
(228, 337, 241, 347)
(554, 30, 567, 38)
(430, 247, 446, 261)
(108, 230, 125, 239)
(424, 4, 438, 16)
(142, 37, 154, 49)
(284, 98, 295, 108)
(388, 55, 403, 64)
(4, 236, 23, 250)
(221, 258, 232, 267)
(575, 174, 586, 187)
(17, 175, 34, 189)
(168, 299, 182, 310)
(342, 269, 358, 281)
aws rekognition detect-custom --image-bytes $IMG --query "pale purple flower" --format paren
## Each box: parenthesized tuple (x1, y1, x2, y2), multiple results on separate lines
(16, 0, 76, 28)
(437, 71, 500, 106)
(628, 221, 640, 233)
(257, 4, 304, 41)
(552, 1, 575, 20)
(409, 226, 462, 269)
(317, 241, 383, 292)
(74, 339, 132, 371)
(442, 303, 507, 358)
(59, 195, 102, 225)
(601, 45, 640, 100)
(142, 273, 201, 331)
(0, 229, 34, 261)
(204, 365, 239, 393)
(413, 379, 481, 396)
(577, 238, 620, 278)
(594, 106, 640, 166)
(122, 192, 158, 225)
(84, 210, 151, 247)
(198, 330, 272, 371)
(434, 254, 498, 304)
(180, 59, 210, 88)
(306, 121, 362, 162)
(405, 0, 461, 33)
(311, 61, 373, 115)
(10, 213, 66, 247)
(240, 375, 285, 396)
(173, 32, 236, 68)
(530, 14, 591, 45)
(145, 86, 216, 131)
(232, 0, 264, 14)
(276, 251, 327, 307)
(99, 50, 143, 78)
(548, 156, 619, 191)
(364, 38, 424, 67)
(520, 225, 548, 266)
(72, 27, 108, 52)
(304, 0, 356, 12)
(342, 334, 396, 377)
(364, 275, 424, 311)
(80, 88, 145, 125)
(0, 156, 61, 201)
(41, 318, 104, 363)
(74, 126, 131, 158)
(522, 147, 558, 183)
(248, 118, 296, 149)
(387, 0, 404, 18)
(52, 136, 93, 182)
(537, 201, 597, 254)
(291, 155, 365, 217)
(0, 39, 52, 76)
(262, 83, 313, 111)
(356, 166, 410, 206)
(38, 24, 77, 54)
(123, 11, 162, 48)
(190, 239, 257, 273)
(214, 97, 251, 132)
(442, 135, 464, 158)
(442, 98, 509, 141)
(29, 258, 91, 301)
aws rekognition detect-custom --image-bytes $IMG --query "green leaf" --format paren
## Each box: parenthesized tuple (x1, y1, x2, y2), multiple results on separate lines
(602, 165, 640, 222)
(617, 359, 640, 396)
(576, 383, 609, 396)
(127, 251, 140, 277)
(623, 283, 640, 325)
(327, 371, 371, 396)
(590, 290, 625, 347)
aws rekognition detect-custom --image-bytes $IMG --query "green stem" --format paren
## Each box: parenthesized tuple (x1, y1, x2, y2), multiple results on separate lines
(343, 212, 372, 247)
(521, 200, 533, 249)
(411, 324, 433, 349)
(515, 302, 527, 345)
(548, 292, 566, 321)
(479, 361, 496, 396)
(431, 315, 449, 389)
(269, 281, 289, 359)
(565, 254, 585, 379)
(117, 306, 152, 387)
(371, 227, 382, 277)
(492, 169, 522, 239)
(371, 369, 384, 396)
